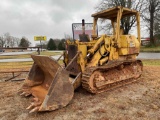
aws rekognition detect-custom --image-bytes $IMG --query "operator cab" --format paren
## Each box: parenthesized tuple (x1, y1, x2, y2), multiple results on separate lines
(91, 6, 141, 43)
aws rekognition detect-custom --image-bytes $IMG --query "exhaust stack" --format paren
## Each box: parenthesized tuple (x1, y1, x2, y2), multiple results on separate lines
(79, 19, 89, 42)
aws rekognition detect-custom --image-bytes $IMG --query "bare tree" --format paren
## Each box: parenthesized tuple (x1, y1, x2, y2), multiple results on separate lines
(10, 36, 15, 47)
(14, 37, 21, 47)
(0, 33, 21, 47)
(64, 33, 73, 40)
(96, 0, 144, 34)
(154, 15, 160, 43)
(142, 0, 160, 45)
(0, 36, 5, 47)
(155, 11, 160, 31)
(4, 33, 12, 47)
(9, 37, 21, 47)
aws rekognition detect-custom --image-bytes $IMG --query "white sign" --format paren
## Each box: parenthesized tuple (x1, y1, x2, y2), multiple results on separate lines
(72, 23, 97, 40)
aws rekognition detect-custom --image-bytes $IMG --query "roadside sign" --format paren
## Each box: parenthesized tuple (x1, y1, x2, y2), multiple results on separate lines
(72, 23, 97, 40)
(34, 36, 47, 41)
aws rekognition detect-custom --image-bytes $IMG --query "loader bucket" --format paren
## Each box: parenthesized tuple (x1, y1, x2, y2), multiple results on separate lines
(20, 55, 74, 113)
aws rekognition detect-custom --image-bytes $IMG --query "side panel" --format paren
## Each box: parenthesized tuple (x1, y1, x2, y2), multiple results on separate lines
(118, 35, 140, 55)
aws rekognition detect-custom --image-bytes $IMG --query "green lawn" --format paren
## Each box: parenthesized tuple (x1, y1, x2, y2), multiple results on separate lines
(141, 59, 160, 66)
(140, 46, 160, 52)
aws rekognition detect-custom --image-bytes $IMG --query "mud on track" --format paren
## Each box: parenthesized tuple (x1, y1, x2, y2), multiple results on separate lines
(0, 66, 160, 120)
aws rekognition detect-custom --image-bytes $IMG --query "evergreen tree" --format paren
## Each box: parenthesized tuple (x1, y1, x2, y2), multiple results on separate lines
(19, 37, 30, 47)
(58, 39, 65, 50)
(47, 38, 57, 50)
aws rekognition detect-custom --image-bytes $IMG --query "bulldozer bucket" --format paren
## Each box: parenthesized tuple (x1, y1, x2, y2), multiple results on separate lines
(20, 55, 74, 113)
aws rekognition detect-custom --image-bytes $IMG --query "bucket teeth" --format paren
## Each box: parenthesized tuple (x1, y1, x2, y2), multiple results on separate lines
(26, 103, 34, 110)
(26, 97, 42, 113)
(32, 97, 39, 102)
(20, 91, 31, 97)
(29, 107, 39, 113)
(20, 92, 26, 96)
(25, 93, 31, 97)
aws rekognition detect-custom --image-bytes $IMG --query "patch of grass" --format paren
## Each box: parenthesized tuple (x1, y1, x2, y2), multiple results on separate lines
(0, 62, 33, 70)
(140, 46, 160, 52)
(58, 60, 64, 65)
(39, 51, 63, 56)
(0, 53, 36, 59)
(142, 59, 160, 66)
(0, 60, 63, 71)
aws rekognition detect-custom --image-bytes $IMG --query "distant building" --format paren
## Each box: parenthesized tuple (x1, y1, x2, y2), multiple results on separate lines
(141, 37, 150, 46)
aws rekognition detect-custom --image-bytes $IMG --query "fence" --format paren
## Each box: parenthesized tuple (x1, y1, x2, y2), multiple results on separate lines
(0, 47, 40, 81)
(0, 47, 40, 54)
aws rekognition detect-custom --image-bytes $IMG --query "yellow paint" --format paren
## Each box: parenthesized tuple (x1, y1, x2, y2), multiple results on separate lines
(118, 48, 128, 55)
(34, 36, 47, 41)
(64, 6, 141, 74)
(88, 44, 107, 67)
(78, 45, 87, 58)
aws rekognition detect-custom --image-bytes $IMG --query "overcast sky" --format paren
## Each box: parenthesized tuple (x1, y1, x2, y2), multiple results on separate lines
(0, 0, 100, 46)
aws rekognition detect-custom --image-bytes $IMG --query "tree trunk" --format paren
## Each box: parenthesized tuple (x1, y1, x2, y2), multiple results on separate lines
(149, 3, 155, 46)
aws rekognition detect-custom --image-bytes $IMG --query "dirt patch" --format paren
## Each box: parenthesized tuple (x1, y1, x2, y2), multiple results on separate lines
(0, 66, 160, 120)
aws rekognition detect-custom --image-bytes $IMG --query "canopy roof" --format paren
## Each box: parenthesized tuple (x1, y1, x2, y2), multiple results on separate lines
(92, 6, 138, 20)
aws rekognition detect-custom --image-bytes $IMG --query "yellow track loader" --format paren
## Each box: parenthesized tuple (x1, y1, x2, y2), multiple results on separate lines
(19, 6, 143, 113)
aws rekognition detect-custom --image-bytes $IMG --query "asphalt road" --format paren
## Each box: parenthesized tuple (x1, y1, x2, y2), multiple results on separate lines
(0, 52, 160, 63)
(137, 53, 160, 59)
